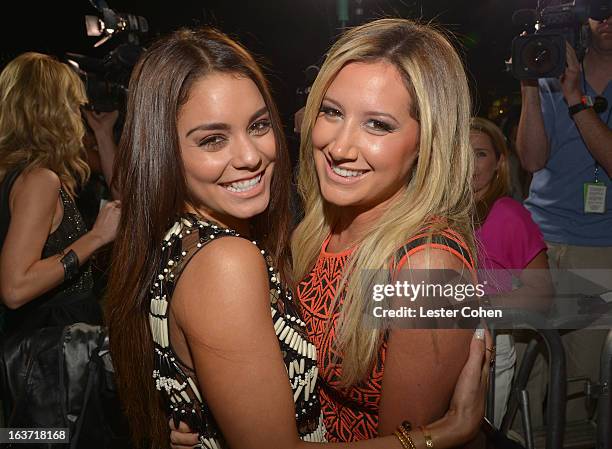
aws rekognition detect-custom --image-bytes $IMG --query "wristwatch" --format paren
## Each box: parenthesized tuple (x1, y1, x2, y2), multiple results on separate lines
(568, 96, 593, 118)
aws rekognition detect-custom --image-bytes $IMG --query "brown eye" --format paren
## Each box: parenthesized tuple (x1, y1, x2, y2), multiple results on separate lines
(364, 119, 393, 133)
(249, 119, 271, 136)
(199, 135, 227, 149)
(320, 106, 342, 119)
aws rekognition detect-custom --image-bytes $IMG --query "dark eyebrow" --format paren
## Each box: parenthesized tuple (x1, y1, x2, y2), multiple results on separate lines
(185, 105, 269, 138)
(186, 122, 230, 137)
(248, 106, 269, 124)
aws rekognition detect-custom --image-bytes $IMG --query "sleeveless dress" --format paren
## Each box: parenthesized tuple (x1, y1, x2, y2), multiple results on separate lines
(0, 167, 100, 337)
(0, 168, 109, 446)
(298, 226, 474, 442)
(149, 214, 326, 448)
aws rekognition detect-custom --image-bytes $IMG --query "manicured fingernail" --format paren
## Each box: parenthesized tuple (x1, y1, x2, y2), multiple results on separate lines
(474, 327, 485, 340)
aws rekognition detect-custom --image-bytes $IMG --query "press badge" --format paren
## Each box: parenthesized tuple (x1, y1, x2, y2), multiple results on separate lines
(584, 182, 607, 214)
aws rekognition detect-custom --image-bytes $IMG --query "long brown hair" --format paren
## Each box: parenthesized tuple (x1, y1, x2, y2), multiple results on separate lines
(0, 52, 89, 196)
(470, 117, 511, 227)
(104, 28, 292, 448)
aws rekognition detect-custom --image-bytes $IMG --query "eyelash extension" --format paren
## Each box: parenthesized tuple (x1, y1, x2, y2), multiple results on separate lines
(320, 106, 394, 133)
(249, 119, 271, 135)
(367, 119, 394, 132)
(199, 135, 226, 148)
(320, 105, 342, 117)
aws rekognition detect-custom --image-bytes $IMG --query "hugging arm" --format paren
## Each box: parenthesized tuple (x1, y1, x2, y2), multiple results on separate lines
(171, 240, 490, 449)
(171, 236, 406, 449)
(378, 248, 474, 435)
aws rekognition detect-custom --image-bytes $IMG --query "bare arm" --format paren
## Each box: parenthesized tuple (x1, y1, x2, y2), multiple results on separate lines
(559, 44, 612, 176)
(171, 238, 489, 449)
(488, 251, 554, 312)
(0, 168, 120, 309)
(378, 248, 473, 434)
(571, 108, 612, 175)
(516, 80, 551, 173)
(84, 110, 120, 199)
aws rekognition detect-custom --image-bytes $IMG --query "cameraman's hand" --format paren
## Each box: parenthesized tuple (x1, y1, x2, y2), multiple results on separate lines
(560, 42, 583, 105)
(84, 109, 119, 139)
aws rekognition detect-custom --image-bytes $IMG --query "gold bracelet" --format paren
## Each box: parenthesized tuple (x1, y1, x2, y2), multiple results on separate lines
(397, 425, 417, 449)
(419, 425, 434, 449)
(394, 430, 411, 449)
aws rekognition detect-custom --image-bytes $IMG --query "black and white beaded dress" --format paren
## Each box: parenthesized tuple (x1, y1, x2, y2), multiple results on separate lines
(149, 215, 326, 448)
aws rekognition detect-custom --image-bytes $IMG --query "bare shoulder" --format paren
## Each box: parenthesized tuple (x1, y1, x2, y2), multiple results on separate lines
(187, 235, 267, 275)
(173, 236, 270, 311)
(12, 167, 60, 201)
(17, 167, 60, 189)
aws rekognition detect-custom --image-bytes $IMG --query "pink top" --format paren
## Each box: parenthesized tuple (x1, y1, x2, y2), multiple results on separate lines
(476, 197, 547, 291)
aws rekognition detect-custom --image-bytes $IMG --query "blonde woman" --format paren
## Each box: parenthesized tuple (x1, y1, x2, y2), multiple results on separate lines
(470, 117, 552, 426)
(293, 19, 479, 442)
(0, 52, 119, 339)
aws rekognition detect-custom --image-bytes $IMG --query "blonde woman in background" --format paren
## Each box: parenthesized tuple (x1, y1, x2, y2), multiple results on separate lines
(293, 19, 482, 443)
(0, 52, 119, 428)
(470, 117, 552, 427)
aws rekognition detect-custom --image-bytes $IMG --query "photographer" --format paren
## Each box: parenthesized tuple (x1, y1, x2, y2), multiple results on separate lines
(516, 14, 612, 423)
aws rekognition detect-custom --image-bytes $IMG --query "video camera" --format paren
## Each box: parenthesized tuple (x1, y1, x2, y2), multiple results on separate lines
(66, 0, 148, 112)
(511, 0, 611, 79)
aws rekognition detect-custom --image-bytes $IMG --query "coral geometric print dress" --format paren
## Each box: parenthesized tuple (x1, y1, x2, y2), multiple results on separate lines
(298, 228, 474, 442)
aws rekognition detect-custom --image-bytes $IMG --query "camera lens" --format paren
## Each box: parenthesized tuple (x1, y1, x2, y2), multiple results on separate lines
(522, 37, 560, 75)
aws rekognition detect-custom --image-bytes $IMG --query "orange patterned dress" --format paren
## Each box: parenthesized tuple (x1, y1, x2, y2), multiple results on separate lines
(297, 228, 474, 442)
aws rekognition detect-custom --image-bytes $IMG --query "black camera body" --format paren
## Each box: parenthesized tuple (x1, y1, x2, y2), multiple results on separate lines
(67, 43, 142, 112)
(66, 1, 148, 112)
(82, 73, 126, 113)
(511, 0, 611, 79)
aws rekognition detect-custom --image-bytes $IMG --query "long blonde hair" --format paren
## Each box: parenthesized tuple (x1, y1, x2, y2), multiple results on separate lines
(470, 117, 511, 226)
(0, 52, 89, 196)
(293, 19, 475, 386)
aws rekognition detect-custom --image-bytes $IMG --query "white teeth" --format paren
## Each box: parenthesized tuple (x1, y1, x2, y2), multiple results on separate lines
(224, 174, 262, 193)
(331, 164, 365, 178)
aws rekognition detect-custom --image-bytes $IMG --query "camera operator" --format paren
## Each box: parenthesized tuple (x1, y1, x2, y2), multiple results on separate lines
(516, 14, 612, 424)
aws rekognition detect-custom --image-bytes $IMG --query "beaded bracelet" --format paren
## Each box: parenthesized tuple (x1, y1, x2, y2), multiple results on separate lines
(396, 422, 417, 449)
(60, 249, 80, 281)
(394, 430, 411, 449)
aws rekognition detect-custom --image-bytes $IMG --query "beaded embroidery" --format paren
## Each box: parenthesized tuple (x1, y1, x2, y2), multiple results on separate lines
(149, 215, 325, 447)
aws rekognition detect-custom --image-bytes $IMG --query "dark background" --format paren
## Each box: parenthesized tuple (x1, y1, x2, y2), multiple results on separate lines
(0, 0, 541, 140)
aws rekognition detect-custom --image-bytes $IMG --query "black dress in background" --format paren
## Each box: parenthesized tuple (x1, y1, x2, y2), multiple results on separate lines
(0, 167, 127, 449)
(0, 167, 102, 337)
